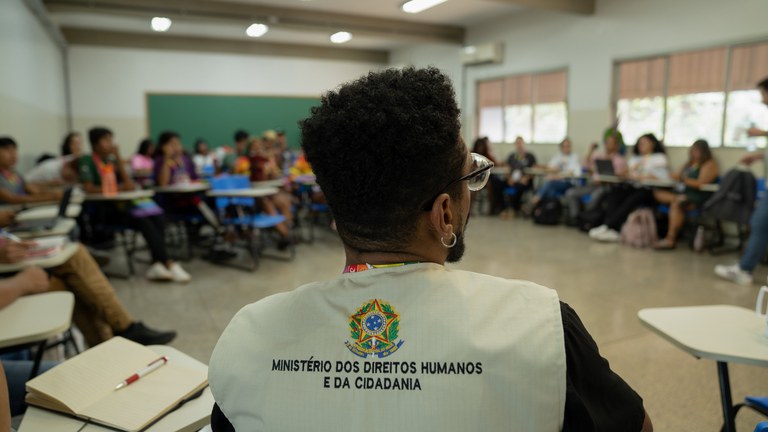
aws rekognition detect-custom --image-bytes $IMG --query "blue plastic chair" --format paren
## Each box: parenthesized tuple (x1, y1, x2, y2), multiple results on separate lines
(208, 175, 293, 270)
(723, 396, 768, 432)
(756, 421, 768, 432)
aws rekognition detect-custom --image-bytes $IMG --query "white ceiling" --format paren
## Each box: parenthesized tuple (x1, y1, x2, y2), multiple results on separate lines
(47, 0, 524, 51)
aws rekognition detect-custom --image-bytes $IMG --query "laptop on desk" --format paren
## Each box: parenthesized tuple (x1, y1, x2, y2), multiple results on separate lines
(595, 159, 616, 176)
(10, 187, 74, 232)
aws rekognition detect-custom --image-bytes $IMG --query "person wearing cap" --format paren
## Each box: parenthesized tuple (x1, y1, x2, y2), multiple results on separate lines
(208, 67, 651, 432)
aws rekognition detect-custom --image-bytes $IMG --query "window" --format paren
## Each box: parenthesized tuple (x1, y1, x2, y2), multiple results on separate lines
(614, 41, 768, 148)
(478, 70, 567, 144)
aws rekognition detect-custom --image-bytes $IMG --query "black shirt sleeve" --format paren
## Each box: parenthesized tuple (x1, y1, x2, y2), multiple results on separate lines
(560, 301, 646, 432)
(211, 402, 236, 432)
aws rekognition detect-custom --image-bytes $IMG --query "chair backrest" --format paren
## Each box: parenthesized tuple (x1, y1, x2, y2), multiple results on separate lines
(754, 421, 768, 432)
(210, 175, 255, 209)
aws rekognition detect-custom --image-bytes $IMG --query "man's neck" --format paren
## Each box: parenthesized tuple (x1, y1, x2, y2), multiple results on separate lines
(343, 245, 444, 268)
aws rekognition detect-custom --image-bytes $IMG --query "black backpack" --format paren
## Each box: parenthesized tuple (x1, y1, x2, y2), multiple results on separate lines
(532, 198, 562, 225)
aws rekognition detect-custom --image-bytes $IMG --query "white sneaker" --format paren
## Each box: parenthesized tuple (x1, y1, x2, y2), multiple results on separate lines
(146, 262, 173, 281)
(589, 225, 609, 238)
(714, 264, 752, 286)
(169, 262, 191, 283)
(594, 229, 620, 242)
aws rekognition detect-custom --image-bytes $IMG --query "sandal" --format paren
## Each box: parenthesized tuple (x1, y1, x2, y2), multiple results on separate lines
(653, 239, 676, 250)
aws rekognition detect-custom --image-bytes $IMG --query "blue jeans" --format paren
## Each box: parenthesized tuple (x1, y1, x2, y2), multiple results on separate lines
(536, 180, 573, 200)
(2, 356, 58, 416)
(740, 192, 768, 272)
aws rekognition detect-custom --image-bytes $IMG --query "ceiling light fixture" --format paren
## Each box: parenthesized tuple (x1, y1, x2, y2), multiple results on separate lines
(150, 17, 172, 32)
(330, 31, 352, 44)
(401, 0, 447, 14)
(246, 23, 269, 38)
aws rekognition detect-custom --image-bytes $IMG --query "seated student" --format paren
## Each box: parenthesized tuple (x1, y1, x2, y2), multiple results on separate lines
(653, 139, 719, 250)
(208, 67, 651, 432)
(564, 130, 627, 223)
(78, 127, 191, 283)
(274, 130, 294, 174)
(221, 130, 249, 174)
(193, 139, 217, 176)
(0, 211, 176, 347)
(471, 136, 503, 214)
(153, 131, 197, 186)
(589, 133, 670, 242)
(60, 132, 84, 158)
(499, 136, 536, 217)
(24, 154, 79, 187)
(244, 137, 294, 248)
(530, 138, 581, 207)
(0, 138, 63, 205)
(130, 139, 155, 187)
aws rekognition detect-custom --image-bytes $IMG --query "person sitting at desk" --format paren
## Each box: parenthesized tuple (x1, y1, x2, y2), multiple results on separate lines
(589, 133, 670, 242)
(130, 138, 155, 187)
(471, 136, 503, 214)
(564, 130, 627, 225)
(23, 154, 79, 188)
(60, 132, 84, 158)
(208, 67, 652, 432)
(78, 127, 191, 283)
(221, 130, 249, 174)
(0, 218, 177, 347)
(193, 139, 217, 176)
(653, 139, 719, 250)
(500, 136, 536, 217)
(529, 138, 582, 208)
(0, 138, 63, 205)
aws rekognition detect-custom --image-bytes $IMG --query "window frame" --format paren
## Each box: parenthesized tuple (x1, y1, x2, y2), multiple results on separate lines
(612, 39, 768, 148)
(476, 67, 569, 145)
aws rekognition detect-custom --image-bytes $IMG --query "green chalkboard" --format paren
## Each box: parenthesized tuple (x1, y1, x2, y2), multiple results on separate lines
(146, 94, 320, 150)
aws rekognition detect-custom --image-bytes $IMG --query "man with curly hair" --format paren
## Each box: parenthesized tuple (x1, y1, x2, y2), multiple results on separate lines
(209, 67, 652, 432)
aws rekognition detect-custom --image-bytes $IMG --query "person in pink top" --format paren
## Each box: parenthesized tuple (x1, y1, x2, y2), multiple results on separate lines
(564, 130, 627, 224)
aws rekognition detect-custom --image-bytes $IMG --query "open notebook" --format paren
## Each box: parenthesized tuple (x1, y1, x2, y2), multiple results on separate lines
(25, 337, 208, 432)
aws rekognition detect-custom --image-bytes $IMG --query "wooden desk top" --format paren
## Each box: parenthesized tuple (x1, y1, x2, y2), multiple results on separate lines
(18, 344, 213, 432)
(639, 305, 768, 367)
(0, 291, 74, 349)
(84, 190, 155, 201)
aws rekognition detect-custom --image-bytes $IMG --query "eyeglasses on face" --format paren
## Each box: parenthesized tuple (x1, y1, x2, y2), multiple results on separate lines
(421, 152, 494, 211)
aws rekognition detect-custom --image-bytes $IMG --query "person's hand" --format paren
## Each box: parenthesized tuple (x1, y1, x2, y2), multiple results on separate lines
(0, 211, 15, 227)
(590, 142, 599, 151)
(740, 152, 763, 166)
(747, 127, 767, 137)
(0, 240, 35, 264)
(12, 267, 49, 295)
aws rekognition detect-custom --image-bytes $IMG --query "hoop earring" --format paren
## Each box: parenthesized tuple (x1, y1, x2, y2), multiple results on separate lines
(441, 232, 457, 248)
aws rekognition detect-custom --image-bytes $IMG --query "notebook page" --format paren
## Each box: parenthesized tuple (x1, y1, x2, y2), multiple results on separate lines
(25, 337, 159, 413)
(79, 364, 208, 431)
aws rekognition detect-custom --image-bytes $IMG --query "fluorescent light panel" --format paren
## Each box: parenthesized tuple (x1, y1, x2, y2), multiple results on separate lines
(150, 17, 172, 32)
(401, 0, 447, 14)
(246, 23, 269, 37)
(330, 31, 352, 44)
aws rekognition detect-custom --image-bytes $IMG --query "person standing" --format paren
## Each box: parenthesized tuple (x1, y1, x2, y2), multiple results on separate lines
(715, 77, 768, 285)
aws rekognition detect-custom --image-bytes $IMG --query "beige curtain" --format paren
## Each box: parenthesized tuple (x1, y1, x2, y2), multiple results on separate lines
(617, 57, 666, 99)
(729, 42, 768, 91)
(667, 47, 728, 95)
(533, 70, 567, 104)
(477, 79, 504, 108)
(504, 74, 533, 105)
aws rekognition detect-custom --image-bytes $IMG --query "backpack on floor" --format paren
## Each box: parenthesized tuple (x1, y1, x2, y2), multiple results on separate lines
(576, 207, 605, 232)
(620, 208, 658, 248)
(532, 198, 562, 225)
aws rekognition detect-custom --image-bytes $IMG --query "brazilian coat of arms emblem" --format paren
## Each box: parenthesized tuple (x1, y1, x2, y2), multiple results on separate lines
(345, 299, 404, 358)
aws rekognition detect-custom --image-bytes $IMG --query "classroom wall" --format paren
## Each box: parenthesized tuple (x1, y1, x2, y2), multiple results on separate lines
(390, 0, 768, 173)
(68, 46, 385, 151)
(0, 0, 68, 170)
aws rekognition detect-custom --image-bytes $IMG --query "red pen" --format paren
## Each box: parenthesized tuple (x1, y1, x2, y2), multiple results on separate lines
(115, 356, 168, 390)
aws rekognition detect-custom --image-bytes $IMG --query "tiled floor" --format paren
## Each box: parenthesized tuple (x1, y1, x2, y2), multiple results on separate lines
(110, 216, 768, 431)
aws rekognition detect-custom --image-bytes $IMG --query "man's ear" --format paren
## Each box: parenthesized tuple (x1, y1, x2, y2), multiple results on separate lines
(429, 192, 454, 239)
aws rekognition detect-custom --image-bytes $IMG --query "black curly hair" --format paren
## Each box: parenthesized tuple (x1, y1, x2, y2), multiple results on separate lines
(300, 66, 465, 251)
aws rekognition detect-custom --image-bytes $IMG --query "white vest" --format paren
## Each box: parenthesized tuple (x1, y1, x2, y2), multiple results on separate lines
(209, 264, 566, 431)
